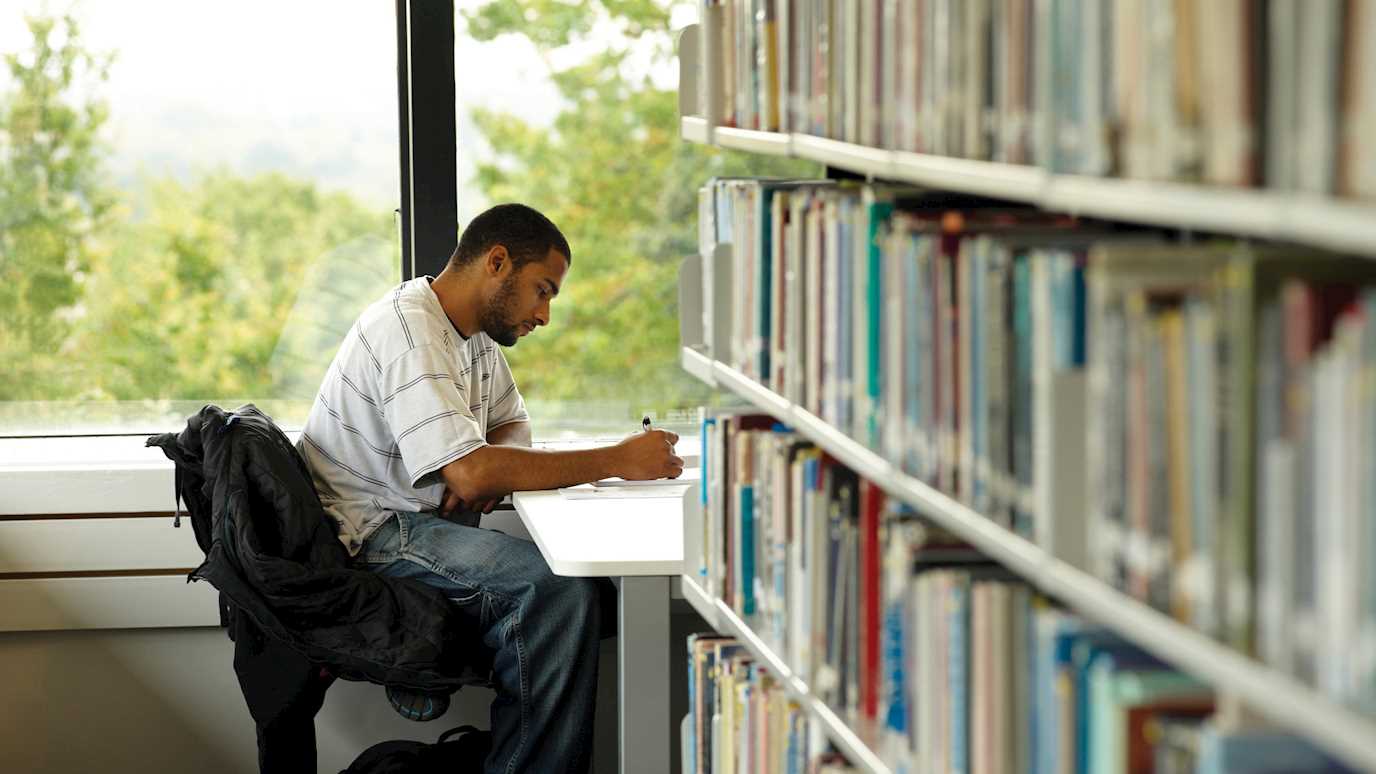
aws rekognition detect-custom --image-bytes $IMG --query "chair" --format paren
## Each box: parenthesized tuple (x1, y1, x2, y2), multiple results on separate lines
(147, 404, 494, 773)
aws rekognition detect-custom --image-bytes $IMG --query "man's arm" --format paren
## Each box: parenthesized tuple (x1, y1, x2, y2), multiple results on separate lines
(438, 420, 535, 515)
(439, 429, 683, 508)
(487, 419, 532, 448)
(436, 421, 550, 517)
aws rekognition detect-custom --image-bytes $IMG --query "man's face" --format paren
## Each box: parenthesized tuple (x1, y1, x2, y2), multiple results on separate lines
(479, 247, 568, 347)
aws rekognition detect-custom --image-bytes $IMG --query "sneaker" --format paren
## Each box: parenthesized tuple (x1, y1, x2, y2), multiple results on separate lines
(385, 684, 450, 722)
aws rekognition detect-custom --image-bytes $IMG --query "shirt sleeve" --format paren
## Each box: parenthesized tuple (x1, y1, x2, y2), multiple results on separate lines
(486, 346, 530, 432)
(379, 344, 487, 488)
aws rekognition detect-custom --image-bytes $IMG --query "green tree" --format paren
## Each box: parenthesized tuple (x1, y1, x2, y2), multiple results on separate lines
(3, 2, 809, 433)
(463, 0, 816, 422)
(69, 171, 398, 408)
(0, 13, 114, 400)
(0, 10, 399, 431)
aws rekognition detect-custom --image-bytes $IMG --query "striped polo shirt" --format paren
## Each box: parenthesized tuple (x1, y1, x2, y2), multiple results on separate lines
(297, 276, 529, 554)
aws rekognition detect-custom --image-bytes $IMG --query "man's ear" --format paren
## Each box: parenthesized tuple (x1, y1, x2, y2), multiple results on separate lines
(485, 245, 510, 278)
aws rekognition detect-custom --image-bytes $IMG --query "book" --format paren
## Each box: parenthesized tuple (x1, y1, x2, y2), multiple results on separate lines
(700, 0, 1366, 198)
(682, 168, 1376, 774)
(1084, 656, 1209, 774)
(1340, 0, 1376, 199)
(688, 633, 733, 774)
(1196, 725, 1353, 774)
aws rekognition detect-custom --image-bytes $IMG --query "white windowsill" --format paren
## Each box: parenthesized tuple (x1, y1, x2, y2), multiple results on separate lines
(0, 433, 700, 516)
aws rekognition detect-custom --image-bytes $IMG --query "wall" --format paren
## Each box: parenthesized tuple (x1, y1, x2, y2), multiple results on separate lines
(0, 626, 628, 773)
(0, 508, 697, 772)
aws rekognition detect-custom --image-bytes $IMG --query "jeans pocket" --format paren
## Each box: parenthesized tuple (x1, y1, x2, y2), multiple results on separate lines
(447, 589, 490, 631)
(357, 513, 402, 565)
(449, 589, 482, 606)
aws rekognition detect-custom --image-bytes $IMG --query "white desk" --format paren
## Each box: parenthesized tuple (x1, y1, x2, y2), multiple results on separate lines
(513, 485, 687, 774)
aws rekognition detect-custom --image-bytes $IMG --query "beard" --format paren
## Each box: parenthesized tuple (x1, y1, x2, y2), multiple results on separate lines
(479, 274, 522, 347)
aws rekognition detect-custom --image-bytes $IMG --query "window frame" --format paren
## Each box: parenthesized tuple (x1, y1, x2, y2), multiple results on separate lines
(0, 434, 699, 516)
(396, 0, 458, 281)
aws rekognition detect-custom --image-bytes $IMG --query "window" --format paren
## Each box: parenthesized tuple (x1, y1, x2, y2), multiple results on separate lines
(452, 1, 817, 440)
(0, 2, 399, 436)
(1, 1, 812, 442)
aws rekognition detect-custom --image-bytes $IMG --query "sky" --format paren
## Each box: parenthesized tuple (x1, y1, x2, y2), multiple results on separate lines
(0, 0, 572, 216)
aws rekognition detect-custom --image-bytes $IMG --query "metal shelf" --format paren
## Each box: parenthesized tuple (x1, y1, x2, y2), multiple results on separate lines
(681, 116, 709, 145)
(679, 346, 715, 386)
(680, 118, 1376, 257)
(793, 133, 893, 179)
(891, 147, 1046, 202)
(714, 126, 792, 156)
(679, 573, 892, 774)
(682, 348, 1376, 773)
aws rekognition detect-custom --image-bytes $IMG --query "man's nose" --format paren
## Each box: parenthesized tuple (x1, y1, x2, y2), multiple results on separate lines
(534, 301, 550, 326)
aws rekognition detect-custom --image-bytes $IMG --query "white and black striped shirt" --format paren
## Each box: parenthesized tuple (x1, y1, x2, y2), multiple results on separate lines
(298, 276, 528, 554)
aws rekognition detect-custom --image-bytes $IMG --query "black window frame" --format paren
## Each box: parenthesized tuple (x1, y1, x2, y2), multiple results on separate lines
(395, 0, 457, 281)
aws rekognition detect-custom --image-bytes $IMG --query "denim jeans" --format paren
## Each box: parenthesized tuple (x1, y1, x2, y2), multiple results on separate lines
(357, 511, 606, 774)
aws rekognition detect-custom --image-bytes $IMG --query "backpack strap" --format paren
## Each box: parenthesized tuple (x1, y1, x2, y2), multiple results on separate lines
(172, 466, 184, 529)
(436, 726, 480, 745)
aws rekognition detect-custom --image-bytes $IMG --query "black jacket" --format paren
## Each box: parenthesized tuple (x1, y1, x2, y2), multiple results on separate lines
(146, 404, 487, 690)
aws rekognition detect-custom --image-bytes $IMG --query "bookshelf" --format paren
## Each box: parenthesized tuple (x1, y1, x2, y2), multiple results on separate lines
(680, 346, 1376, 773)
(683, 116, 1376, 258)
(673, 8, 1376, 772)
(680, 573, 892, 774)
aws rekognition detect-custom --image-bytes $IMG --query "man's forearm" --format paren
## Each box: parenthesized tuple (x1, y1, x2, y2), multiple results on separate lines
(440, 444, 618, 502)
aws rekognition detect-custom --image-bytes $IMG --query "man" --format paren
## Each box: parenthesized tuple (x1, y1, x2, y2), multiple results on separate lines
(297, 202, 683, 773)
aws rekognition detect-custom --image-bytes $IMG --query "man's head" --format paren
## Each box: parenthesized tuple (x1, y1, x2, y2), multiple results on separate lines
(448, 203, 571, 347)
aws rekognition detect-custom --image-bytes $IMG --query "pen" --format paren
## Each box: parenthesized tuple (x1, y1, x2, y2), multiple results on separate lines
(642, 416, 651, 433)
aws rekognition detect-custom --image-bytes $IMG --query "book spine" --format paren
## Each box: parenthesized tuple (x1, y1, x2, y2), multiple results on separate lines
(948, 572, 971, 774)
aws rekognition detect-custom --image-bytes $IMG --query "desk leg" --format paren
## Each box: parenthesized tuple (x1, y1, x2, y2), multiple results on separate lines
(618, 575, 670, 774)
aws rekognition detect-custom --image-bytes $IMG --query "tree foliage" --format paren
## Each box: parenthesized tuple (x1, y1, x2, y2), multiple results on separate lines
(0, 13, 114, 399)
(0, 12, 397, 419)
(1, 3, 815, 433)
(69, 172, 397, 403)
(463, 0, 817, 416)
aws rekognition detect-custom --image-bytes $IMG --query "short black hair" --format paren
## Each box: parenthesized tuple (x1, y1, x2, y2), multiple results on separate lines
(449, 203, 571, 270)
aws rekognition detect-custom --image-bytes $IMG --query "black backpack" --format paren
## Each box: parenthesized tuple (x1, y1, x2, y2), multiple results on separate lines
(340, 725, 492, 774)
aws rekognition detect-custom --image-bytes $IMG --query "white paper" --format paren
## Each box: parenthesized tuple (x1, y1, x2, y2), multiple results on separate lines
(559, 483, 692, 500)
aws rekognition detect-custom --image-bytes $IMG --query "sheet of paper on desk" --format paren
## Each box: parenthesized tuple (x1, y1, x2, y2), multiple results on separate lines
(592, 468, 701, 488)
(559, 483, 692, 500)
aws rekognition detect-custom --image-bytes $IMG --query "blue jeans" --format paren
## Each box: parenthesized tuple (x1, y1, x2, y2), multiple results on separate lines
(357, 511, 606, 774)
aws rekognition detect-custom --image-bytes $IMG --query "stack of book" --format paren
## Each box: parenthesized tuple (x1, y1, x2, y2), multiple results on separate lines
(685, 633, 836, 773)
(696, 178, 1096, 544)
(1254, 280, 1376, 710)
(694, 175, 1376, 720)
(696, 176, 832, 385)
(696, 0, 1376, 197)
(691, 413, 1354, 771)
(1085, 245, 1376, 703)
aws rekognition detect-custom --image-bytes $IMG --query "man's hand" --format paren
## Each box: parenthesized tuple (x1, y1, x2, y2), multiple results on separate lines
(440, 487, 501, 518)
(614, 429, 684, 481)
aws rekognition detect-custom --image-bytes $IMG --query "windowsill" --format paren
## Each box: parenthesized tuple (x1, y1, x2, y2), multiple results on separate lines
(0, 433, 700, 516)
